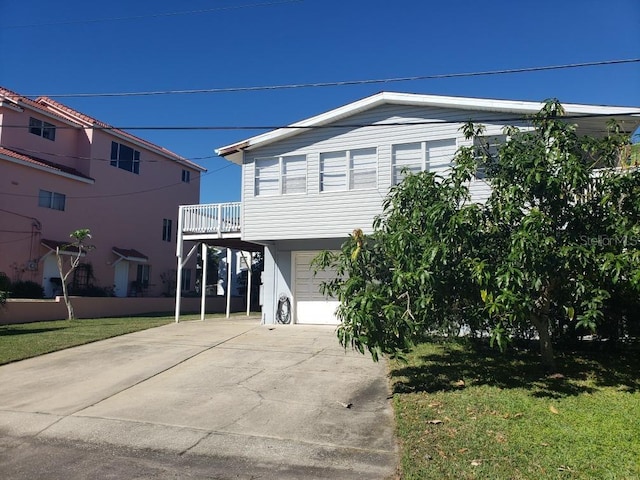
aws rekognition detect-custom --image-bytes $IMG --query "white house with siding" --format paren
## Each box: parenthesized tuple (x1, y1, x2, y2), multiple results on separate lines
(177, 92, 639, 325)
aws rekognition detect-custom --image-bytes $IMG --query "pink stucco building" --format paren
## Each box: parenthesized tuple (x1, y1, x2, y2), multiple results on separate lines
(0, 86, 205, 298)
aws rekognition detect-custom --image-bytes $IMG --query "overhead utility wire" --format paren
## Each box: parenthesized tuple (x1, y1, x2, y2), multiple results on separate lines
(2, 146, 218, 163)
(4, 0, 303, 28)
(2, 112, 639, 133)
(19, 59, 640, 99)
(0, 163, 234, 200)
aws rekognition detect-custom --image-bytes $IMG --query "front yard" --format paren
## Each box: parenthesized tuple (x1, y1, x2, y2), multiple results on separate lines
(2, 317, 638, 478)
(391, 340, 640, 479)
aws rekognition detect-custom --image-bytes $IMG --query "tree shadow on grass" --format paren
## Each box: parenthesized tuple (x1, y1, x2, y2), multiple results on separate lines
(0, 327, 66, 336)
(390, 338, 640, 398)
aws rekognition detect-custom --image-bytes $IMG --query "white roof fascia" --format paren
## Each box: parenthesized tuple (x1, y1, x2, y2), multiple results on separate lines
(216, 92, 640, 164)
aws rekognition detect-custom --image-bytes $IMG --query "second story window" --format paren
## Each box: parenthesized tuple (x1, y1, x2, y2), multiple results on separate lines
(320, 148, 377, 192)
(29, 117, 56, 141)
(110, 141, 140, 174)
(162, 219, 172, 242)
(181, 169, 191, 183)
(473, 135, 506, 180)
(254, 155, 307, 196)
(392, 139, 457, 185)
(38, 189, 66, 211)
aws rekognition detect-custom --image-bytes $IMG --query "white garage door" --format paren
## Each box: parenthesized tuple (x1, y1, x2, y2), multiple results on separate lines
(293, 251, 340, 325)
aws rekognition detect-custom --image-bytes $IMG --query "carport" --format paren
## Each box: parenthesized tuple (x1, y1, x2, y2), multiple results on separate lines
(174, 203, 263, 322)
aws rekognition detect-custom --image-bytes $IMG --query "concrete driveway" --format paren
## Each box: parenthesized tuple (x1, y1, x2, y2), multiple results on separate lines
(0, 317, 398, 479)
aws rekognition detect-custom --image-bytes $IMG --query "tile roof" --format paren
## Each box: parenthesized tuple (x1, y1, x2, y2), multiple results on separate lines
(0, 146, 95, 182)
(0, 86, 205, 172)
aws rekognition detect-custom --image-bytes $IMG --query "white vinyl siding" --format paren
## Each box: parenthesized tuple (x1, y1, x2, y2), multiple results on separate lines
(255, 155, 307, 196)
(320, 148, 377, 192)
(242, 104, 529, 241)
(392, 138, 457, 184)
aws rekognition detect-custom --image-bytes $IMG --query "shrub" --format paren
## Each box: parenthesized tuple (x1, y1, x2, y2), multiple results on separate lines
(10, 280, 44, 299)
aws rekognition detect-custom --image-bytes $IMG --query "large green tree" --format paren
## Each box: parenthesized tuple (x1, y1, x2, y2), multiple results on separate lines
(314, 100, 640, 370)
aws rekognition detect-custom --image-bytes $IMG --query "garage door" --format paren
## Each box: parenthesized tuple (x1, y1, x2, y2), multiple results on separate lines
(293, 251, 340, 325)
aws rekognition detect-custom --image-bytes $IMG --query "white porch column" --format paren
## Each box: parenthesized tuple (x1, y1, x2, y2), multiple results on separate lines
(225, 248, 232, 318)
(175, 206, 185, 323)
(246, 252, 252, 316)
(200, 242, 207, 321)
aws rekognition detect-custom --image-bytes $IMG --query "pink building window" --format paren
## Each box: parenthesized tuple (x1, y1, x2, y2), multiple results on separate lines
(110, 141, 140, 174)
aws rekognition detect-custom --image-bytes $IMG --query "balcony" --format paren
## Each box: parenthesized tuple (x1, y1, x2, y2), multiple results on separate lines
(178, 202, 241, 240)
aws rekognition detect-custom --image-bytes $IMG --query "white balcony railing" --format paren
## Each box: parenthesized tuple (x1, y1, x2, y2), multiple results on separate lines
(179, 202, 241, 236)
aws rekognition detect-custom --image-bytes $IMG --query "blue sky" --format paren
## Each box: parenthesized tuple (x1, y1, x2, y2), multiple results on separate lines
(1, 0, 639, 203)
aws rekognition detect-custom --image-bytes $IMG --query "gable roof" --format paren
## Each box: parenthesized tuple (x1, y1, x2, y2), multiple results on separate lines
(215, 91, 640, 164)
(0, 86, 206, 172)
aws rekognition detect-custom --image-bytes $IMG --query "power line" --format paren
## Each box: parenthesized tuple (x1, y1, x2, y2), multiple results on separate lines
(2, 112, 639, 132)
(2, 145, 218, 163)
(14, 59, 640, 99)
(0, 163, 235, 200)
(3, 0, 303, 29)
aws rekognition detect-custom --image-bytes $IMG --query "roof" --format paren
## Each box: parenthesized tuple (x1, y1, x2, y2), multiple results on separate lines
(215, 91, 640, 164)
(0, 146, 95, 183)
(112, 247, 148, 263)
(41, 239, 83, 255)
(0, 86, 206, 172)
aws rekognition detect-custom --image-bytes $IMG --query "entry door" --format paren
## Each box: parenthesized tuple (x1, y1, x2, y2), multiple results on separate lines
(114, 261, 129, 297)
(293, 251, 340, 325)
(42, 255, 61, 298)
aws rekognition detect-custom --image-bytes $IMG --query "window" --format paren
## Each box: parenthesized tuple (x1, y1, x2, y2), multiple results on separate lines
(110, 141, 140, 174)
(72, 263, 92, 291)
(281, 156, 307, 194)
(320, 151, 347, 192)
(136, 264, 150, 288)
(320, 148, 377, 192)
(29, 117, 56, 141)
(392, 139, 457, 184)
(473, 135, 506, 179)
(254, 155, 307, 196)
(162, 219, 172, 242)
(38, 190, 66, 211)
(349, 148, 377, 190)
(181, 268, 192, 291)
(182, 169, 191, 183)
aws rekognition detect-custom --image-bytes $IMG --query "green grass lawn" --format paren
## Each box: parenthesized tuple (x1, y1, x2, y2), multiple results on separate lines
(0, 314, 206, 365)
(391, 339, 640, 479)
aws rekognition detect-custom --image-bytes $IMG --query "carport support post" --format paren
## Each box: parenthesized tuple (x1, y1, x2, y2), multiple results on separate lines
(200, 242, 207, 321)
(225, 248, 232, 318)
(175, 206, 185, 323)
(246, 252, 252, 316)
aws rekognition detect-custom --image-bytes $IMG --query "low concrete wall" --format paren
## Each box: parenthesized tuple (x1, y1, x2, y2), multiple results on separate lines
(0, 296, 246, 325)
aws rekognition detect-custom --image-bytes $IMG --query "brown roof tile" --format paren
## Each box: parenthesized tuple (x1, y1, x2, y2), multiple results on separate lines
(0, 146, 94, 181)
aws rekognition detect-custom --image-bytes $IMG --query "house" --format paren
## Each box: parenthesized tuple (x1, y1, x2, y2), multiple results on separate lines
(181, 92, 640, 325)
(0, 86, 205, 298)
